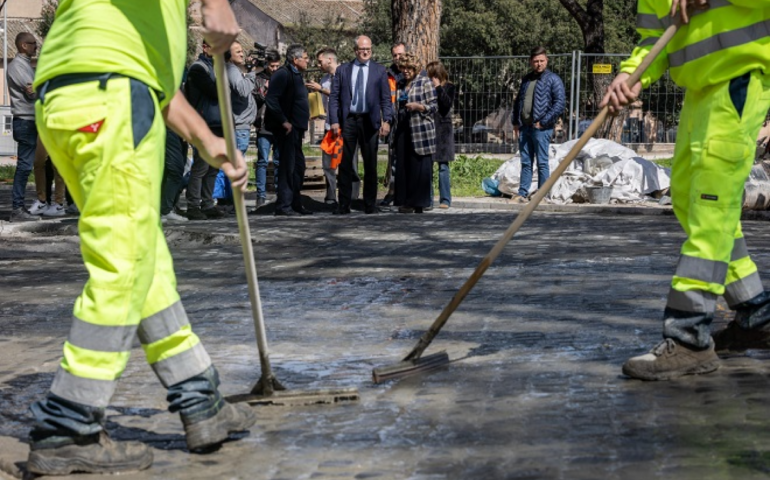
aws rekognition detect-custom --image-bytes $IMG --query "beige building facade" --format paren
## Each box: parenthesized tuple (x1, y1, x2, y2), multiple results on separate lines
(8, 0, 44, 18)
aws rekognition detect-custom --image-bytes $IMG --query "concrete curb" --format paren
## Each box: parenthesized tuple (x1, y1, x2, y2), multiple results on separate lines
(446, 198, 676, 216)
(3, 199, 770, 240)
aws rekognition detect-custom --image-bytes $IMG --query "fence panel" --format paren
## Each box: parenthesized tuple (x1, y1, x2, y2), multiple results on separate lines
(575, 53, 683, 143)
(440, 53, 574, 154)
(439, 52, 686, 153)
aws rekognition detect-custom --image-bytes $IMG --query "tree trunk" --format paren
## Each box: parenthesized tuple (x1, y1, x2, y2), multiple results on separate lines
(392, 0, 442, 65)
(558, 0, 627, 140)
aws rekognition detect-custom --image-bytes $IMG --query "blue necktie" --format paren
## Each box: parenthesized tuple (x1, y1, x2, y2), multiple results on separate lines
(353, 64, 365, 112)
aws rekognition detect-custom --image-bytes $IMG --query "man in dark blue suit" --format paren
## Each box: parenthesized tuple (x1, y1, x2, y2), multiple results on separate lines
(329, 35, 393, 214)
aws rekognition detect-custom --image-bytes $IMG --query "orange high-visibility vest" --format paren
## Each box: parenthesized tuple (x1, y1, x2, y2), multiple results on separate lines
(321, 130, 344, 169)
(388, 74, 397, 104)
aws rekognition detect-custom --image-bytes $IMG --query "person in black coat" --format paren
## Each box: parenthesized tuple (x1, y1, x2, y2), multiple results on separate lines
(264, 44, 312, 216)
(427, 61, 456, 209)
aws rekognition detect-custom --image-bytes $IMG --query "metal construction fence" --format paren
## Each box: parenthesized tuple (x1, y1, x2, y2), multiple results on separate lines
(440, 52, 684, 154)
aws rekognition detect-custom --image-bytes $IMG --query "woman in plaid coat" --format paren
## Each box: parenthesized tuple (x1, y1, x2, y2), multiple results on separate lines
(393, 53, 437, 213)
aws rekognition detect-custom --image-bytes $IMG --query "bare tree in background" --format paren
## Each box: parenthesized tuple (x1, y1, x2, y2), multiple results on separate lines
(392, 0, 442, 64)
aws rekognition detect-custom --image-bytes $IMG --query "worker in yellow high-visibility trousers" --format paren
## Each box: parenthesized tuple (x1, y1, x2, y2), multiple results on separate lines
(25, 0, 256, 476)
(602, 0, 770, 381)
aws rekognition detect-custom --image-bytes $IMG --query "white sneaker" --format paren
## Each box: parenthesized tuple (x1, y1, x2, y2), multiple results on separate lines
(42, 203, 66, 217)
(65, 203, 80, 215)
(161, 211, 188, 223)
(29, 199, 47, 215)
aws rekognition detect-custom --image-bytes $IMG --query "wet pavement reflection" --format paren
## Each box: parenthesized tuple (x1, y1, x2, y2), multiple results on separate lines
(2, 207, 770, 479)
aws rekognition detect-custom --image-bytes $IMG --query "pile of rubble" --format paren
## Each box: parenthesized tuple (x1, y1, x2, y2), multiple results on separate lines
(483, 138, 770, 210)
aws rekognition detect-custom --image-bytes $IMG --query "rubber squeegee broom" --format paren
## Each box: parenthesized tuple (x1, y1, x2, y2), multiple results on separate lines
(372, 21, 680, 383)
(212, 54, 359, 405)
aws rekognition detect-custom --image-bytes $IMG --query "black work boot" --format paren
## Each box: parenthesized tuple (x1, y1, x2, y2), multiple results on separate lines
(185, 206, 208, 220)
(168, 366, 256, 452)
(27, 432, 153, 476)
(713, 291, 770, 353)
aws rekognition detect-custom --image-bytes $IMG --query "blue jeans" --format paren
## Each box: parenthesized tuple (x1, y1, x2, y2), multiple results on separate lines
(255, 134, 280, 199)
(213, 128, 249, 201)
(12, 118, 38, 210)
(432, 162, 451, 206)
(518, 126, 552, 198)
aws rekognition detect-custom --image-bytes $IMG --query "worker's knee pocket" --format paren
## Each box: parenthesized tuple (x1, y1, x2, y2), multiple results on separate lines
(692, 137, 751, 210)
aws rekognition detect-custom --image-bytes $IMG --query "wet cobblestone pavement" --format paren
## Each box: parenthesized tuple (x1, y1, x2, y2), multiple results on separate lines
(2, 197, 770, 479)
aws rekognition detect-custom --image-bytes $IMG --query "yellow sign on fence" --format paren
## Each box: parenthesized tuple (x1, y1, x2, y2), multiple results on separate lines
(593, 64, 613, 74)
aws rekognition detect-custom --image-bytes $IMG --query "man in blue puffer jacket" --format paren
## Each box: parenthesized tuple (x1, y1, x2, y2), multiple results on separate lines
(511, 46, 566, 202)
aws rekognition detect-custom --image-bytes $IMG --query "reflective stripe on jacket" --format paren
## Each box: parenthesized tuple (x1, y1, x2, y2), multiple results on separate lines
(621, 0, 770, 91)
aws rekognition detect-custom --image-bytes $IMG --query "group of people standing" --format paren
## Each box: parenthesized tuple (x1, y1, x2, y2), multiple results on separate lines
(173, 38, 271, 221)
(6, 32, 462, 222)
(171, 36, 461, 218)
(268, 36, 457, 216)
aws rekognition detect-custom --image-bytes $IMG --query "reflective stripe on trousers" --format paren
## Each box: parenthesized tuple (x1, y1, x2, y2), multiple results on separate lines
(36, 77, 211, 407)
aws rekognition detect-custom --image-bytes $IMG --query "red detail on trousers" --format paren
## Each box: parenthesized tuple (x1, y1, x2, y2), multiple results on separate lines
(78, 120, 104, 133)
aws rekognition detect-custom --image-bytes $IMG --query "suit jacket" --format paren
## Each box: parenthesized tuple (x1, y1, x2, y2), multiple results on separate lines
(329, 60, 393, 130)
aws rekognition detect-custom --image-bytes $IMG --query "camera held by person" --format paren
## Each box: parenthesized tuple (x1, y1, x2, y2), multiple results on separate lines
(245, 42, 268, 72)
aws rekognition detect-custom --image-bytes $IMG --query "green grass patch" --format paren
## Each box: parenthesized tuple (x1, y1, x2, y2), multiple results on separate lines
(303, 145, 322, 156)
(0, 165, 16, 183)
(653, 157, 673, 169)
(443, 155, 505, 197)
(360, 154, 504, 198)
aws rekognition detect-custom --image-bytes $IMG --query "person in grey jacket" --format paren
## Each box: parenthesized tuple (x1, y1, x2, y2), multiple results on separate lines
(7, 33, 40, 221)
(213, 42, 257, 209)
(307, 47, 341, 206)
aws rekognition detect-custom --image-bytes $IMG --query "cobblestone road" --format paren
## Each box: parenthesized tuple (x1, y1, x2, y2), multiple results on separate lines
(2, 200, 770, 479)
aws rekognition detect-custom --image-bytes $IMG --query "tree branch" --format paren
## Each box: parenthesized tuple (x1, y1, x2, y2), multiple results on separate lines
(557, 0, 590, 29)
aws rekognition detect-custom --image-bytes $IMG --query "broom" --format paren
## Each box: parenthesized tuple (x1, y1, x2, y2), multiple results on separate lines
(373, 20, 681, 383)
(213, 53, 359, 405)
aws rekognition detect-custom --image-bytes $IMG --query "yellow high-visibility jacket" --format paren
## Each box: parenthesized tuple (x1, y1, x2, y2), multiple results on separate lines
(34, 0, 187, 109)
(620, 0, 770, 91)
